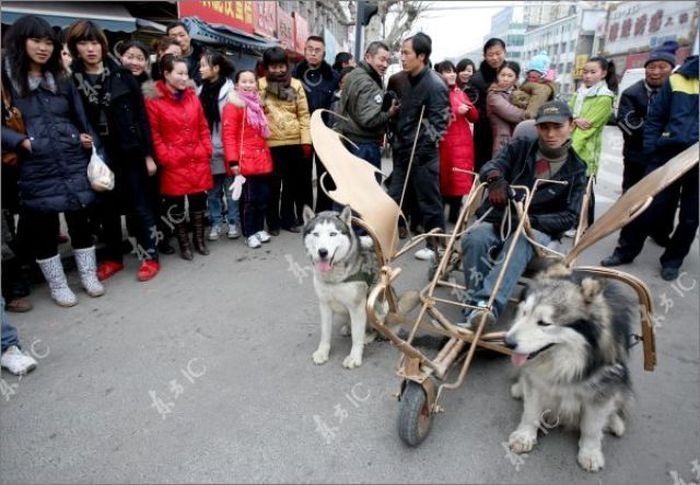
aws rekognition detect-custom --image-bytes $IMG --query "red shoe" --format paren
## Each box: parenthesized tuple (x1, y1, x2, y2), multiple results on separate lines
(97, 261, 124, 281)
(137, 260, 160, 282)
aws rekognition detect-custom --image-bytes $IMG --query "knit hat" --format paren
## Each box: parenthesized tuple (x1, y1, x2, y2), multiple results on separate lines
(527, 51, 550, 75)
(644, 40, 679, 68)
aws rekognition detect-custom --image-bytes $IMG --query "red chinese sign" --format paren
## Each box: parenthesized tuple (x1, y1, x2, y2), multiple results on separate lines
(179, 1, 254, 33)
(252, 1, 277, 38)
(293, 11, 309, 54)
(277, 8, 294, 51)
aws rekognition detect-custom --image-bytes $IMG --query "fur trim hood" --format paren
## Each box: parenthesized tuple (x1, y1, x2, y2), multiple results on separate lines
(227, 89, 246, 108)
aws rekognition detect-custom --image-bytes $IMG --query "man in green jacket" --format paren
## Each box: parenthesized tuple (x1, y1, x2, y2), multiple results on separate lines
(335, 41, 399, 176)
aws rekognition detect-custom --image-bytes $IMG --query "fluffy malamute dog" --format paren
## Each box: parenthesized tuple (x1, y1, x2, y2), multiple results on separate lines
(505, 263, 635, 472)
(302, 206, 380, 369)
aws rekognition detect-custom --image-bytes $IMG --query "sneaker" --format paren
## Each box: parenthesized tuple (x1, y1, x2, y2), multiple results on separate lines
(1, 345, 37, 375)
(456, 303, 496, 330)
(414, 248, 436, 261)
(208, 224, 222, 241)
(227, 224, 241, 239)
(5, 297, 32, 313)
(246, 235, 262, 249)
(256, 230, 271, 243)
(563, 228, 577, 238)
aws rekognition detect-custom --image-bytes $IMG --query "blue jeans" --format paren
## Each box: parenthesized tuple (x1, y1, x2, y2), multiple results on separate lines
(1, 298, 20, 352)
(460, 222, 551, 318)
(207, 174, 240, 227)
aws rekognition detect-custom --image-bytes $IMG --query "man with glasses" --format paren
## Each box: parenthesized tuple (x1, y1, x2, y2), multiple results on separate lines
(293, 35, 340, 213)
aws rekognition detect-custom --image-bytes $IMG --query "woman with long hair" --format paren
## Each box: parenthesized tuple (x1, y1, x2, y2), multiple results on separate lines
(1, 15, 103, 306)
(66, 20, 160, 282)
(197, 49, 240, 241)
(143, 55, 213, 260)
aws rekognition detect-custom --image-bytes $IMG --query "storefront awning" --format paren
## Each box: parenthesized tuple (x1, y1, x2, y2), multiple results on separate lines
(1, 2, 137, 32)
(181, 17, 278, 52)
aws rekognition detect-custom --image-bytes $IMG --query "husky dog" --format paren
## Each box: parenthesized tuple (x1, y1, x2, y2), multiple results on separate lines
(505, 263, 635, 472)
(302, 206, 380, 369)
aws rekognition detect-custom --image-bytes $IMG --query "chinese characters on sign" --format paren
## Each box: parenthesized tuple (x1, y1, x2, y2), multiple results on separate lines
(179, 1, 254, 33)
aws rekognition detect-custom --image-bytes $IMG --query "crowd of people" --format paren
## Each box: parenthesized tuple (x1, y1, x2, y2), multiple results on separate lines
(1, 14, 698, 374)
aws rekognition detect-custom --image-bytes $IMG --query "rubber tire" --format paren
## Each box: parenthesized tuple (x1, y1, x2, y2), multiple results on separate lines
(398, 381, 433, 446)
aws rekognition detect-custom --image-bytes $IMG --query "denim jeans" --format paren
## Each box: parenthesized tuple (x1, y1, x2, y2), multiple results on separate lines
(348, 141, 382, 173)
(460, 222, 551, 318)
(1, 298, 20, 352)
(208, 174, 240, 227)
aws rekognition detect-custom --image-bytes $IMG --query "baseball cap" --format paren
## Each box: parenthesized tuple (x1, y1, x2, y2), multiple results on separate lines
(535, 100, 573, 125)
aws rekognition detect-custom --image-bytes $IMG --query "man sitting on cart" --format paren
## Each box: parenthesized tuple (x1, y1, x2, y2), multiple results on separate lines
(458, 101, 588, 329)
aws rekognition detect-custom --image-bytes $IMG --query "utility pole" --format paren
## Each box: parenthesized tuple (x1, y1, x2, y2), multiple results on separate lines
(354, 0, 365, 61)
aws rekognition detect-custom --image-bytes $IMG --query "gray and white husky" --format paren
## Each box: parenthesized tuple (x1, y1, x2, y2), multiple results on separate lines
(302, 206, 380, 369)
(505, 263, 635, 472)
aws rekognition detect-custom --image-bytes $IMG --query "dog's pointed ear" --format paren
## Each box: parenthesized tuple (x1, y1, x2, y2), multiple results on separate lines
(339, 205, 353, 226)
(580, 277, 603, 303)
(302, 205, 315, 225)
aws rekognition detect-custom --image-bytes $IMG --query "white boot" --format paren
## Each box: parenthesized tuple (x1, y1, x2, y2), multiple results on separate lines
(36, 255, 77, 307)
(73, 247, 105, 297)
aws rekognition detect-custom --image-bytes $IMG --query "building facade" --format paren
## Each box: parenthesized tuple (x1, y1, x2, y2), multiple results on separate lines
(485, 7, 525, 63)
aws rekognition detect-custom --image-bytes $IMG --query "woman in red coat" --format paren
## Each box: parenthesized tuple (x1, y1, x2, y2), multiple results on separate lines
(144, 55, 213, 260)
(435, 61, 479, 224)
(222, 70, 274, 249)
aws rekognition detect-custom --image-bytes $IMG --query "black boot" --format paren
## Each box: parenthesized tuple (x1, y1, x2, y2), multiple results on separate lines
(191, 211, 210, 256)
(175, 222, 193, 261)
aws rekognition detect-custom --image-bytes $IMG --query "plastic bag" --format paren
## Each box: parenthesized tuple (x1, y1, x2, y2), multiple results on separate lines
(229, 175, 246, 201)
(87, 146, 114, 192)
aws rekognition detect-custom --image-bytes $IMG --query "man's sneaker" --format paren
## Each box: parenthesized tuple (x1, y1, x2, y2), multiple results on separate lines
(246, 235, 262, 249)
(414, 248, 436, 261)
(456, 303, 496, 331)
(208, 224, 222, 241)
(600, 253, 633, 267)
(227, 224, 241, 239)
(563, 228, 577, 238)
(256, 230, 271, 243)
(661, 266, 679, 281)
(1, 345, 37, 375)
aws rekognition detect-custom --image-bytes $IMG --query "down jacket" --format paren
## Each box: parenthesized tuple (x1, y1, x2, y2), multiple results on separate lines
(221, 90, 273, 177)
(1, 69, 96, 213)
(568, 82, 614, 176)
(487, 85, 528, 157)
(439, 86, 479, 196)
(143, 80, 213, 196)
(258, 77, 311, 147)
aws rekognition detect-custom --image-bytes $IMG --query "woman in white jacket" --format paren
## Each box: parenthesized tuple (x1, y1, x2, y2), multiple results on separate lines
(197, 50, 239, 240)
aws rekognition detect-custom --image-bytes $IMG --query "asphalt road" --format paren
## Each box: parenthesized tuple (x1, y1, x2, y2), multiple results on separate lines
(1, 127, 698, 484)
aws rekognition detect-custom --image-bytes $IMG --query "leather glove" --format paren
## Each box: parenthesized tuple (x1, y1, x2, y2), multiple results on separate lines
(301, 144, 313, 159)
(486, 170, 509, 208)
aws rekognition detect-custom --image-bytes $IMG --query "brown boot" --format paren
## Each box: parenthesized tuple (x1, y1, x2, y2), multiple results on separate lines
(175, 222, 193, 261)
(191, 211, 210, 256)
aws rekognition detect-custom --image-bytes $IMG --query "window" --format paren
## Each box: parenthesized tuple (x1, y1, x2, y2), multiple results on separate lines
(561, 42, 567, 54)
(558, 63, 564, 74)
(553, 44, 558, 55)
(566, 62, 572, 73)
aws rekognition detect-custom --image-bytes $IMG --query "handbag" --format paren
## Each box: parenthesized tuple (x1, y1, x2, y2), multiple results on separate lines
(1, 78, 26, 166)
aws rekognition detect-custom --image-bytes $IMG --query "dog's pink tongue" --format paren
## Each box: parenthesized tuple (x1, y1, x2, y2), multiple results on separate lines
(317, 261, 332, 273)
(511, 353, 529, 367)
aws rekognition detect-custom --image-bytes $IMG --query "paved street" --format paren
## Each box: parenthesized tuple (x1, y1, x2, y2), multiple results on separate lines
(1, 127, 698, 484)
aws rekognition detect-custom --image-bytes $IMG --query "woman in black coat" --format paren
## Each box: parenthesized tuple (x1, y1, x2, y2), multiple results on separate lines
(471, 38, 507, 171)
(1, 15, 104, 307)
(67, 20, 160, 282)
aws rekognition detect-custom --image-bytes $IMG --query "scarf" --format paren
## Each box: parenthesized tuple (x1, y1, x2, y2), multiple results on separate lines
(73, 65, 112, 136)
(265, 70, 296, 101)
(238, 89, 270, 139)
(572, 80, 613, 118)
(535, 139, 571, 180)
(199, 76, 226, 131)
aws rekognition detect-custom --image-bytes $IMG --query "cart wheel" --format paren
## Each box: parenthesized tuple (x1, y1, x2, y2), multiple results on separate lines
(398, 381, 433, 446)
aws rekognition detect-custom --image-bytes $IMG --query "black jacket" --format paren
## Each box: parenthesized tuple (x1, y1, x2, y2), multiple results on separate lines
(616, 79, 649, 163)
(71, 58, 154, 164)
(293, 59, 339, 115)
(477, 138, 588, 238)
(1, 71, 96, 213)
(392, 66, 449, 155)
(471, 60, 503, 167)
